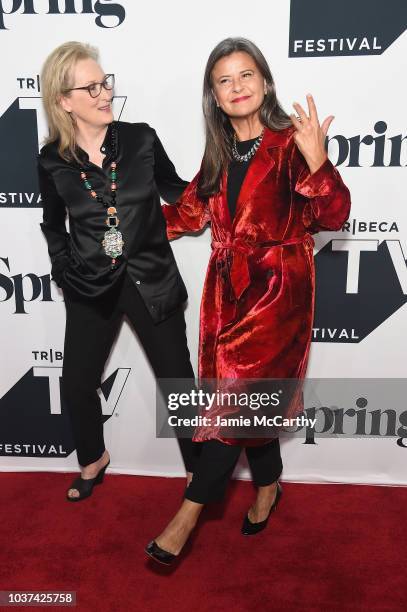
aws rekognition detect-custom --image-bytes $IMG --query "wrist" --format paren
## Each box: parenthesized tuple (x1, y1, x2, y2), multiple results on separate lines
(307, 154, 328, 175)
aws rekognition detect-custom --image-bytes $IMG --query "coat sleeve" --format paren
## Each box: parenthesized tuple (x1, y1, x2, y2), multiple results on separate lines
(37, 158, 71, 287)
(289, 138, 351, 233)
(161, 170, 211, 240)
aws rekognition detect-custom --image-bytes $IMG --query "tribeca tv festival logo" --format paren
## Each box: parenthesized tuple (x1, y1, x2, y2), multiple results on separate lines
(0, 0, 125, 30)
(313, 221, 407, 343)
(0, 78, 126, 208)
(0, 348, 130, 458)
(289, 0, 407, 57)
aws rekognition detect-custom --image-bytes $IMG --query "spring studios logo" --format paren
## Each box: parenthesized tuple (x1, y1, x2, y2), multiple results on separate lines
(289, 0, 407, 57)
(0, 0, 125, 30)
(0, 349, 130, 457)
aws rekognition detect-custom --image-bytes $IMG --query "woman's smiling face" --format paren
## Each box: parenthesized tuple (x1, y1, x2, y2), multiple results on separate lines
(59, 57, 114, 129)
(211, 51, 266, 120)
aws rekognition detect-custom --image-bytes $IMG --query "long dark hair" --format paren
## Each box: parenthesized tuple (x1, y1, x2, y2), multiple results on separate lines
(197, 37, 292, 199)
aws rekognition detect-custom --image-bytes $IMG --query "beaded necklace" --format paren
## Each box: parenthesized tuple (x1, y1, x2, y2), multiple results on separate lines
(79, 122, 123, 270)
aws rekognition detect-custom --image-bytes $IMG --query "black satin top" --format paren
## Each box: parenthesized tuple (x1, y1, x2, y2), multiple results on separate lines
(227, 137, 257, 220)
(37, 121, 189, 323)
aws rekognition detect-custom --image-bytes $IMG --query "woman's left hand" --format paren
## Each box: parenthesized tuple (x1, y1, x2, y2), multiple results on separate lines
(291, 94, 334, 174)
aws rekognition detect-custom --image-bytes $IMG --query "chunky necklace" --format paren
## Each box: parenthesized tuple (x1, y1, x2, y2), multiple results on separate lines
(231, 128, 265, 162)
(79, 123, 124, 270)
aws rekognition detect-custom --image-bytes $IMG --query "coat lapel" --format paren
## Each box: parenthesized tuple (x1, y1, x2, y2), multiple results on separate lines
(234, 127, 292, 224)
(217, 126, 293, 232)
(219, 168, 232, 231)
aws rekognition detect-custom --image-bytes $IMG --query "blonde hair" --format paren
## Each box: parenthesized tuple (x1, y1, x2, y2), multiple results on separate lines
(41, 41, 99, 162)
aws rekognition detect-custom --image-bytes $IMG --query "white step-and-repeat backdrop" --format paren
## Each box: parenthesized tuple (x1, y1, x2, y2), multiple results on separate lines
(0, 0, 406, 484)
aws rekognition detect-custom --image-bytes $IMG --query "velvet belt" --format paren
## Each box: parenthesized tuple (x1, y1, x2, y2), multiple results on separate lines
(211, 233, 315, 301)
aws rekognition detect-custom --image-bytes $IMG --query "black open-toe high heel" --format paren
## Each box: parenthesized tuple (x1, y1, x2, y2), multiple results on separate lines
(66, 460, 110, 502)
(145, 540, 177, 565)
(241, 481, 282, 535)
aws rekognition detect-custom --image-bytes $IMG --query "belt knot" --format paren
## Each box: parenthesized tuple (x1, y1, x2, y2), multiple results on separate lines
(211, 234, 313, 301)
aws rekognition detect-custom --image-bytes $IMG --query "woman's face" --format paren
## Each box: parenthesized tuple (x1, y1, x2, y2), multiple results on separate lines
(211, 51, 266, 120)
(60, 57, 114, 129)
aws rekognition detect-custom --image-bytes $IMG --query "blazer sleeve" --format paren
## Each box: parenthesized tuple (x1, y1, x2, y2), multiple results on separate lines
(289, 139, 351, 233)
(37, 158, 71, 287)
(161, 170, 211, 240)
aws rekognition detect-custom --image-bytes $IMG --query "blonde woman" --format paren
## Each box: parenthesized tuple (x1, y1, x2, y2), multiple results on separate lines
(38, 41, 199, 501)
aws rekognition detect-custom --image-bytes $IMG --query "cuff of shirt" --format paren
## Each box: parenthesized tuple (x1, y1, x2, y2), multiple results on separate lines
(51, 254, 70, 287)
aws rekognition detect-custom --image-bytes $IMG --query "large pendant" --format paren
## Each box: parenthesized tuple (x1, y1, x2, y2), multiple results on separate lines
(102, 205, 124, 267)
(102, 227, 124, 259)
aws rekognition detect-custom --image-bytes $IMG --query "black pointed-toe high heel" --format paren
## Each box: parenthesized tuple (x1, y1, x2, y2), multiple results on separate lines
(241, 481, 282, 536)
(66, 459, 110, 502)
(145, 540, 177, 566)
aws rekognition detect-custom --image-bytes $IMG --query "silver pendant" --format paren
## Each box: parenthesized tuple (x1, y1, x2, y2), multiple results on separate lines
(102, 227, 124, 259)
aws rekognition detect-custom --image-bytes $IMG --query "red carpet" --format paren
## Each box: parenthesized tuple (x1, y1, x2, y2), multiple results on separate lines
(0, 473, 406, 611)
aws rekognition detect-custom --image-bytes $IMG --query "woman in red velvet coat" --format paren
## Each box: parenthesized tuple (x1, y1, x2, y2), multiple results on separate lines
(145, 37, 351, 565)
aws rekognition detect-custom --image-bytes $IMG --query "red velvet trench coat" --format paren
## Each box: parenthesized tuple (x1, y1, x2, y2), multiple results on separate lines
(162, 126, 351, 445)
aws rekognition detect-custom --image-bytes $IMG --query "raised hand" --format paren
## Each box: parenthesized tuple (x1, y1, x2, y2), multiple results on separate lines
(290, 94, 334, 174)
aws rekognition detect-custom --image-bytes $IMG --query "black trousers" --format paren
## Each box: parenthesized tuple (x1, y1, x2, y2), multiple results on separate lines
(185, 438, 283, 504)
(62, 273, 200, 470)
(62, 272, 282, 502)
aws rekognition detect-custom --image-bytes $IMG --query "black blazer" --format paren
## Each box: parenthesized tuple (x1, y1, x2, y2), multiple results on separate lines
(37, 121, 190, 323)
